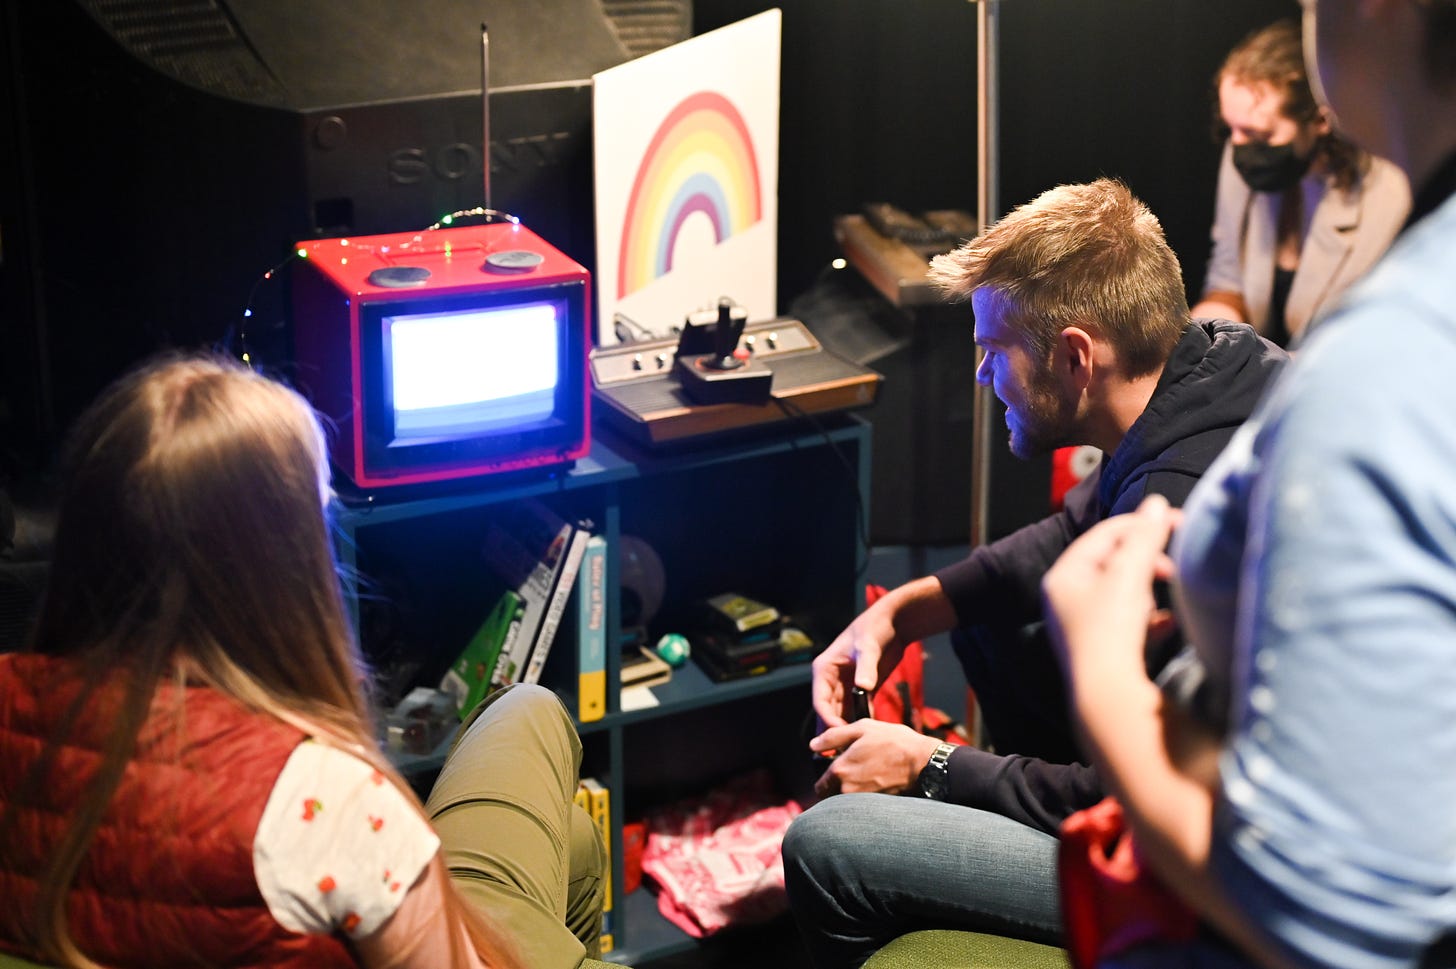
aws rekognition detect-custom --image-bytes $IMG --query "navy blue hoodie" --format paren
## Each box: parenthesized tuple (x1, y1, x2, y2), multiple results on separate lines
(931, 319, 1286, 835)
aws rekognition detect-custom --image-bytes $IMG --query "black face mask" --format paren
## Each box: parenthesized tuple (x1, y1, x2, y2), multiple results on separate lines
(1232, 140, 1313, 193)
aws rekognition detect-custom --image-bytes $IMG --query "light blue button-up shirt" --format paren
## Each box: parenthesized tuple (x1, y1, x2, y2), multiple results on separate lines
(1172, 191, 1456, 969)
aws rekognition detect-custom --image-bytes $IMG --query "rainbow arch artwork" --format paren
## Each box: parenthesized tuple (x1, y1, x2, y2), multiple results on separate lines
(616, 90, 763, 301)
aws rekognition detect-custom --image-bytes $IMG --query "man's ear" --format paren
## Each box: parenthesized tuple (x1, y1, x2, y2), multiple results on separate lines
(1058, 326, 1097, 390)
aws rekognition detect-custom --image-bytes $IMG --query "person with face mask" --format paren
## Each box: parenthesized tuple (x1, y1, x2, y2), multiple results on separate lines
(1189, 18, 1409, 348)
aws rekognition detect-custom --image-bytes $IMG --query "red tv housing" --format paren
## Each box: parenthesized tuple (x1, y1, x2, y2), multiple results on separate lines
(292, 222, 592, 490)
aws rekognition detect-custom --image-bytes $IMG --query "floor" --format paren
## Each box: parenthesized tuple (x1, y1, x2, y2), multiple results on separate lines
(635, 543, 971, 969)
(636, 913, 809, 969)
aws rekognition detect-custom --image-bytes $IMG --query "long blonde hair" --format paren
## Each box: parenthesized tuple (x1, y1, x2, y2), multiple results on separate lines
(2, 354, 515, 968)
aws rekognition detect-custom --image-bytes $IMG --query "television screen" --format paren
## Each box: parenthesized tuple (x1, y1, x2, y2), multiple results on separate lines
(292, 222, 591, 489)
(384, 301, 562, 442)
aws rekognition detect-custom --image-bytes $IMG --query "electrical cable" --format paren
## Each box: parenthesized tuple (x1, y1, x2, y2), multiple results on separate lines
(772, 395, 874, 581)
(223, 250, 300, 370)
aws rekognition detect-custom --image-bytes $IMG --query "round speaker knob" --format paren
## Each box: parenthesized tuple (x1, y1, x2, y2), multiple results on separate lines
(484, 249, 545, 274)
(368, 266, 431, 288)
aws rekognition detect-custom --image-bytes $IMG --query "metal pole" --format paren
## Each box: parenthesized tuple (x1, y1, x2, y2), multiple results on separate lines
(970, 0, 1000, 549)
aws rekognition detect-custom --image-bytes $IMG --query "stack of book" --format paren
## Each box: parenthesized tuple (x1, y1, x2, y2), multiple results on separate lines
(576, 776, 615, 953)
(439, 499, 603, 718)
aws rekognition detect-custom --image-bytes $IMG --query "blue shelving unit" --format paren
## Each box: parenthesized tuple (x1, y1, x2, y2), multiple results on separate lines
(336, 417, 871, 962)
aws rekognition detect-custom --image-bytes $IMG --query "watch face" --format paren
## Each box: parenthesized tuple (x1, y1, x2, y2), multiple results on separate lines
(917, 743, 954, 800)
(918, 768, 949, 800)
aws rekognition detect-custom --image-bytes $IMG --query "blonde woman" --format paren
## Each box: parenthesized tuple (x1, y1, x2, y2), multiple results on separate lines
(0, 356, 605, 969)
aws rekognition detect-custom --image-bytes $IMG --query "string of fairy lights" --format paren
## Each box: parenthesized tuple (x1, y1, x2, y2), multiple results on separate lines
(230, 208, 523, 369)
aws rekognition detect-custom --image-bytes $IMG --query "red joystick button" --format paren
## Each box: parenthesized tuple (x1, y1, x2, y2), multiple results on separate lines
(733, 347, 751, 362)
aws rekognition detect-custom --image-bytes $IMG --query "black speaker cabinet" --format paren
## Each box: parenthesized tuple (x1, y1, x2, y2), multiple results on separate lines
(2, 0, 633, 464)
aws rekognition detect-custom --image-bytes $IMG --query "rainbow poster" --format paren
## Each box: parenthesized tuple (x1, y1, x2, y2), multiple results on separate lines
(594, 11, 780, 344)
(617, 91, 763, 301)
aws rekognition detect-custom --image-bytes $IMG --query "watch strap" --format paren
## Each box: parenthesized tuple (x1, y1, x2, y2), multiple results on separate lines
(915, 741, 956, 800)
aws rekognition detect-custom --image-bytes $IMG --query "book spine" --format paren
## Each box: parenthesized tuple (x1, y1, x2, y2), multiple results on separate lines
(484, 500, 574, 688)
(575, 535, 608, 722)
(522, 525, 592, 686)
(579, 778, 613, 952)
(439, 590, 518, 716)
(489, 595, 527, 687)
(475, 595, 520, 701)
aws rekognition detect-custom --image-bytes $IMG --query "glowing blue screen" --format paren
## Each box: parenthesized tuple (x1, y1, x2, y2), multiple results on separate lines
(385, 301, 560, 440)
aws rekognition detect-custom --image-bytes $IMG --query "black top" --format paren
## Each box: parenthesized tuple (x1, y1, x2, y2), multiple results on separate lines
(930, 320, 1289, 835)
(1404, 150, 1456, 231)
(1267, 266, 1295, 349)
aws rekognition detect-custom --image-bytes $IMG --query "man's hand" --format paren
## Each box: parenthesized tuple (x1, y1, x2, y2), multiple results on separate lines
(810, 606, 905, 729)
(810, 719, 942, 799)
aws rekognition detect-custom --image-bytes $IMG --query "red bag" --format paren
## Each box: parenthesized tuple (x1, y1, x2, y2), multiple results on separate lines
(863, 584, 968, 744)
(1058, 796, 1199, 969)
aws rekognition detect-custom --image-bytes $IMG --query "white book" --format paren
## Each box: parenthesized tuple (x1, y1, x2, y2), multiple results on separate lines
(521, 523, 593, 686)
(483, 499, 576, 688)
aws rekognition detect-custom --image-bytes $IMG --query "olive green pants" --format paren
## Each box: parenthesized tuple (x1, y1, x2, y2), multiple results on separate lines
(425, 684, 605, 969)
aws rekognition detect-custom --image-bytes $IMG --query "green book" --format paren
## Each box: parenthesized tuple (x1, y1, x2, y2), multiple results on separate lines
(440, 589, 522, 718)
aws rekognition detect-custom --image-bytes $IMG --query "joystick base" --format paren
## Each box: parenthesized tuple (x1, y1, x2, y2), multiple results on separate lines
(674, 354, 774, 405)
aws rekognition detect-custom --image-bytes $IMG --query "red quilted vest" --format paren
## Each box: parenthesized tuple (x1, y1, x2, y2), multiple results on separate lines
(0, 653, 356, 968)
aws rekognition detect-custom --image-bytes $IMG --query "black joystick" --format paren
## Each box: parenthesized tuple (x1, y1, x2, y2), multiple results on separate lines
(673, 297, 773, 405)
(706, 298, 746, 371)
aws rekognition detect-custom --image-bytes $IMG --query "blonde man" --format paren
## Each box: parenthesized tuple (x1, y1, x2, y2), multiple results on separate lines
(787, 179, 1286, 968)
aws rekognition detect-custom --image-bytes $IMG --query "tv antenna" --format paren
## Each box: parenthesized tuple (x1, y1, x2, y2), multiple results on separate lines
(423, 22, 516, 230)
(481, 22, 492, 211)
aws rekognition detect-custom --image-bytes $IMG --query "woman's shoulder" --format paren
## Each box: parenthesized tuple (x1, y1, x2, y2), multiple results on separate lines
(256, 739, 440, 941)
(278, 738, 386, 782)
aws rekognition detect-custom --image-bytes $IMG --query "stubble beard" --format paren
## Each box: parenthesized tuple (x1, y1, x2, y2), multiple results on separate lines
(1005, 376, 1076, 460)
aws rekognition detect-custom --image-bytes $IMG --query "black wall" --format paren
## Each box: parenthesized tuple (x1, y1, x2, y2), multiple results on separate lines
(2, 0, 1294, 505)
(0, 0, 627, 479)
(694, 0, 1293, 313)
(696, 0, 982, 309)
(997, 0, 1295, 302)
(696, 0, 1291, 544)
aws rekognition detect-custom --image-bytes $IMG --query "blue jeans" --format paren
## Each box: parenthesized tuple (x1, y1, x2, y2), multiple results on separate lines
(782, 792, 1063, 969)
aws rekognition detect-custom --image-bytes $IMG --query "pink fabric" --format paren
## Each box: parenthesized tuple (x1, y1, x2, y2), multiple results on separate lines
(640, 770, 802, 937)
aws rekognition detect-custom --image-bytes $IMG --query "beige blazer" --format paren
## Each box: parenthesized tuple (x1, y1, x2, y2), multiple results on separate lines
(1203, 141, 1411, 341)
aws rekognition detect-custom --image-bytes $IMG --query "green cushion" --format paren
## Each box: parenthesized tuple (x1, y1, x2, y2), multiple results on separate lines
(862, 929, 1070, 969)
(0, 954, 52, 969)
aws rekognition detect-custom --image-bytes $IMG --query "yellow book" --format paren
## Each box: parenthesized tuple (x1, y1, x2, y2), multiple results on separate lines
(579, 777, 613, 952)
(575, 535, 608, 721)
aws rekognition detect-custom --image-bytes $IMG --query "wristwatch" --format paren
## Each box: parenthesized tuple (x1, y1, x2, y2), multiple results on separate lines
(915, 741, 956, 800)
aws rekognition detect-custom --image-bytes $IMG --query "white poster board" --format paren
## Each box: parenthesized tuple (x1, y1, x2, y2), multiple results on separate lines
(592, 10, 780, 345)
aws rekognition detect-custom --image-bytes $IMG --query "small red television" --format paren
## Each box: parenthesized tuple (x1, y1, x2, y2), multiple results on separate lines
(291, 222, 592, 490)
